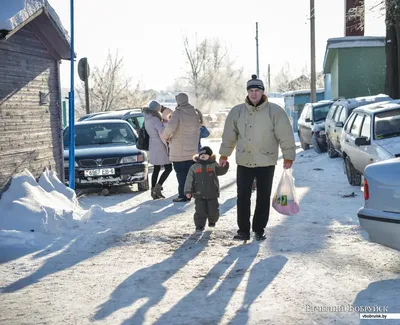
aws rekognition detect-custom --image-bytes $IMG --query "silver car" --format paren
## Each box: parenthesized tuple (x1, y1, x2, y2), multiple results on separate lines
(340, 100, 400, 186)
(357, 158, 400, 251)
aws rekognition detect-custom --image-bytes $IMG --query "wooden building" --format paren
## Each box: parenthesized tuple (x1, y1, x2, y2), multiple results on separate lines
(0, 6, 72, 192)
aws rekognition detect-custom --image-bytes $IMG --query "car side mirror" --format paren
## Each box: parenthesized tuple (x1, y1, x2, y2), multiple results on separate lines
(355, 137, 371, 146)
(335, 121, 344, 128)
(305, 118, 312, 123)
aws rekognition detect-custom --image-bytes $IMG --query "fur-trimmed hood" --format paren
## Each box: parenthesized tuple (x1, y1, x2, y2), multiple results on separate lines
(143, 106, 162, 121)
(193, 154, 217, 163)
(245, 94, 269, 107)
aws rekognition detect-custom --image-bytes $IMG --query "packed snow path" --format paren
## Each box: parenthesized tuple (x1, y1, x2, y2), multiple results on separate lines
(1, 139, 399, 325)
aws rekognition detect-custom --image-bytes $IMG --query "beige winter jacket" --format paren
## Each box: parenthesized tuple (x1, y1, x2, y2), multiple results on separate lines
(219, 96, 296, 167)
(163, 93, 201, 162)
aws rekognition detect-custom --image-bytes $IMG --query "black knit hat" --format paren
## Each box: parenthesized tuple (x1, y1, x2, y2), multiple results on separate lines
(199, 146, 213, 156)
(247, 74, 265, 91)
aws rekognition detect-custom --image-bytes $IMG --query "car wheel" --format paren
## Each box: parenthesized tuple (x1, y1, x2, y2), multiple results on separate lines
(312, 136, 322, 154)
(327, 139, 339, 158)
(345, 156, 361, 186)
(138, 178, 150, 191)
(299, 133, 310, 150)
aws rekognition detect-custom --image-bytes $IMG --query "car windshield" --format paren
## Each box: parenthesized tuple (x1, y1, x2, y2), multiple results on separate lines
(313, 104, 331, 122)
(63, 123, 136, 147)
(374, 108, 400, 139)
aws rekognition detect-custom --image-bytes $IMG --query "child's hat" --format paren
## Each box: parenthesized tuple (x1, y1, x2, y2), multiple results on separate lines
(199, 146, 213, 156)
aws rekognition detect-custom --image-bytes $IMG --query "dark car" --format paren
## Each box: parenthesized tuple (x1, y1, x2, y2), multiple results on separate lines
(63, 120, 149, 190)
(298, 100, 334, 153)
(78, 112, 107, 121)
(325, 94, 392, 158)
(86, 108, 144, 133)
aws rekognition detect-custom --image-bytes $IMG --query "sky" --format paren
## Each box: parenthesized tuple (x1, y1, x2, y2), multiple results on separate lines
(46, 0, 386, 91)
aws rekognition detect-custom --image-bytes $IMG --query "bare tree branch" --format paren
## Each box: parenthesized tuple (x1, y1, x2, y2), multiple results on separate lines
(181, 35, 245, 110)
(76, 50, 153, 116)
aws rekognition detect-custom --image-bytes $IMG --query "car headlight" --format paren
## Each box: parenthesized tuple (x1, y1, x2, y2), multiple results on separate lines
(64, 160, 78, 167)
(120, 155, 143, 164)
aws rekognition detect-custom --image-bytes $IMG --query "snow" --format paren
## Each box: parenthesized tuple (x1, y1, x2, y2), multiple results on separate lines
(326, 36, 385, 50)
(0, 0, 69, 42)
(0, 169, 79, 237)
(283, 88, 325, 97)
(347, 94, 392, 107)
(1, 139, 399, 324)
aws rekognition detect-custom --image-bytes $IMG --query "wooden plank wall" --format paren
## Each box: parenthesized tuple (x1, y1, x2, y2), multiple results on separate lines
(0, 25, 63, 192)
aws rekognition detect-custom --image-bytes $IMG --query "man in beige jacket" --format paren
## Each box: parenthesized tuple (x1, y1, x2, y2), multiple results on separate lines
(164, 93, 201, 202)
(219, 75, 296, 241)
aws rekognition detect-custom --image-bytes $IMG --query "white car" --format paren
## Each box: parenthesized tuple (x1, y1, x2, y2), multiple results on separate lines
(357, 158, 400, 251)
(340, 100, 400, 186)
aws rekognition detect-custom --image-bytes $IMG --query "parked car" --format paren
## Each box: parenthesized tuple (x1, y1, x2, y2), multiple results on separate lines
(325, 94, 392, 158)
(86, 108, 144, 133)
(78, 112, 106, 122)
(297, 100, 334, 153)
(340, 100, 400, 185)
(63, 120, 149, 190)
(357, 157, 400, 251)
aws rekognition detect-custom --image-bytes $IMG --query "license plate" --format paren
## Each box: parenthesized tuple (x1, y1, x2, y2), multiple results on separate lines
(84, 168, 115, 177)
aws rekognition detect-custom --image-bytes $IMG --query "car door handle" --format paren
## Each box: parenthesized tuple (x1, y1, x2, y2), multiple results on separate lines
(345, 139, 349, 142)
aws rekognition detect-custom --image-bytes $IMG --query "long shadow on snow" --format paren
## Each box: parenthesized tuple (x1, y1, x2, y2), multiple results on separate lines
(227, 255, 288, 325)
(92, 231, 211, 323)
(220, 196, 237, 216)
(1, 193, 192, 293)
(353, 278, 400, 325)
(153, 245, 286, 325)
(267, 150, 363, 254)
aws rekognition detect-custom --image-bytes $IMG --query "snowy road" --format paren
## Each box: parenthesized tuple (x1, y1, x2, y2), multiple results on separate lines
(1, 139, 400, 325)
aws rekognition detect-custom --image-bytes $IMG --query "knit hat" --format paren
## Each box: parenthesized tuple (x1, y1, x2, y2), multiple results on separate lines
(246, 74, 265, 91)
(149, 100, 161, 111)
(176, 93, 189, 105)
(199, 146, 213, 156)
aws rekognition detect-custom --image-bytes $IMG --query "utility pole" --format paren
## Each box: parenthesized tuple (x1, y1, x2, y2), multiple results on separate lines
(256, 22, 259, 76)
(268, 64, 271, 92)
(68, 0, 75, 190)
(310, 0, 317, 103)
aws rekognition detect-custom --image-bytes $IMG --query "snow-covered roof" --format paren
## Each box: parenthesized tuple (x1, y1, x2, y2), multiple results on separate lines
(282, 88, 325, 97)
(326, 36, 385, 50)
(323, 36, 385, 73)
(1, 0, 68, 39)
(0, 0, 71, 59)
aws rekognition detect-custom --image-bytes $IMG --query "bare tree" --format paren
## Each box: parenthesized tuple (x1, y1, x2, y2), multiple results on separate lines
(346, 0, 385, 31)
(274, 63, 293, 92)
(76, 51, 156, 114)
(76, 50, 131, 112)
(385, 0, 400, 98)
(274, 63, 324, 92)
(181, 36, 245, 109)
(124, 83, 156, 108)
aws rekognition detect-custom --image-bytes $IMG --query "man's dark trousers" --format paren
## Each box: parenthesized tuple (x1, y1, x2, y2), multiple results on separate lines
(173, 160, 194, 198)
(236, 165, 275, 235)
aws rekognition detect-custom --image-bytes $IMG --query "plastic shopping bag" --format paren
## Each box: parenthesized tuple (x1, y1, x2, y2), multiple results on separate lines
(272, 168, 300, 215)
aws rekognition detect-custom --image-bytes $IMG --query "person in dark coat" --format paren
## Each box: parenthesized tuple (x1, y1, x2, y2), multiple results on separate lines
(184, 146, 229, 232)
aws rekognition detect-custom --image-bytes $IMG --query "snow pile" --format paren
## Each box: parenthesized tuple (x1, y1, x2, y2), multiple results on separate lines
(0, 169, 78, 237)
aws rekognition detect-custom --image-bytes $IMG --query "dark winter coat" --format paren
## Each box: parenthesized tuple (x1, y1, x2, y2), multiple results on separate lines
(184, 155, 229, 199)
